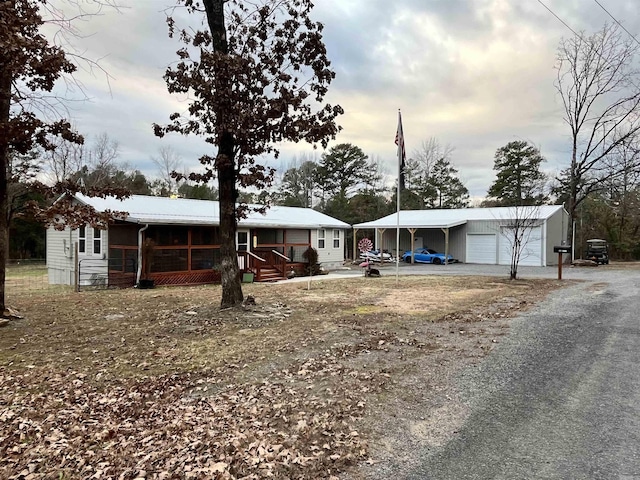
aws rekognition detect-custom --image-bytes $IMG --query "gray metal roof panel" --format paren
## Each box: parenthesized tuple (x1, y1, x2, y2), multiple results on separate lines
(353, 205, 565, 229)
(75, 194, 350, 229)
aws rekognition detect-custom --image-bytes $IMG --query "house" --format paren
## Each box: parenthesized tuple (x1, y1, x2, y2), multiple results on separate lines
(47, 194, 350, 287)
(352, 205, 569, 266)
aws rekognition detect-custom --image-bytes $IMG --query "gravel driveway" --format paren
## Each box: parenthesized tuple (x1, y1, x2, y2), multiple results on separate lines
(388, 265, 640, 479)
(326, 261, 619, 282)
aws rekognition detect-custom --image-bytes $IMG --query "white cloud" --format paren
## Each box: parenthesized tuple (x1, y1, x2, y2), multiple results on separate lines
(38, 0, 640, 198)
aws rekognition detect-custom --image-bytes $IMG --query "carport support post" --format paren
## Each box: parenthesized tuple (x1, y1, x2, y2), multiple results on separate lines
(353, 228, 359, 261)
(441, 227, 450, 265)
(378, 228, 386, 263)
(408, 228, 417, 264)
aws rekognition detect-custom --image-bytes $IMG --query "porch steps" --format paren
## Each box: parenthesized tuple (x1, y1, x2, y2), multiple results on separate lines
(257, 267, 286, 282)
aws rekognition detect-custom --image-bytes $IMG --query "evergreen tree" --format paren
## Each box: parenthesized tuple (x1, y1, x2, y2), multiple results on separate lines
(426, 157, 470, 208)
(488, 141, 548, 206)
(317, 144, 370, 201)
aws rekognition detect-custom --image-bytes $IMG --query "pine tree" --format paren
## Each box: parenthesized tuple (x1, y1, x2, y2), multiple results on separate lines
(488, 141, 548, 206)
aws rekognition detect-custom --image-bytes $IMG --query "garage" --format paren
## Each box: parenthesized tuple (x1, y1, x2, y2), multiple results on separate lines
(353, 205, 568, 267)
(466, 234, 497, 264)
(498, 226, 543, 266)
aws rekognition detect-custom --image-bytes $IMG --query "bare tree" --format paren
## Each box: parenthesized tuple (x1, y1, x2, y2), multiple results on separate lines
(409, 137, 456, 207)
(555, 23, 640, 243)
(499, 205, 542, 280)
(43, 135, 84, 184)
(150, 145, 183, 195)
(413, 137, 454, 181)
(1, 1, 125, 318)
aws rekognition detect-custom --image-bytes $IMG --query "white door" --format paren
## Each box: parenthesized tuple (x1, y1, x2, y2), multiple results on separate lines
(499, 226, 543, 266)
(466, 234, 497, 264)
(236, 230, 250, 269)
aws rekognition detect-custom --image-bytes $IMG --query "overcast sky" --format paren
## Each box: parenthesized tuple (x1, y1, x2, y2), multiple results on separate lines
(49, 0, 640, 200)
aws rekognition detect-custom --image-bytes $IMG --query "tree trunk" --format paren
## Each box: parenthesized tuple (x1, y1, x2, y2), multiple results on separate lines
(217, 132, 243, 308)
(203, 0, 243, 308)
(0, 70, 10, 315)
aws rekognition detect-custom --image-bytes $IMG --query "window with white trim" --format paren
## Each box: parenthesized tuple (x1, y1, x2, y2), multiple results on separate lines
(78, 226, 86, 253)
(333, 229, 340, 249)
(93, 228, 102, 255)
(318, 229, 326, 249)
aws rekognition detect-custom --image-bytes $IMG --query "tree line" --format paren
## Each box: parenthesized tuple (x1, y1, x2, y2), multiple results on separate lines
(3, 0, 640, 314)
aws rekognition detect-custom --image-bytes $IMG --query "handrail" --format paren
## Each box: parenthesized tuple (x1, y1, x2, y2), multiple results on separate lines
(246, 251, 266, 263)
(271, 249, 291, 262)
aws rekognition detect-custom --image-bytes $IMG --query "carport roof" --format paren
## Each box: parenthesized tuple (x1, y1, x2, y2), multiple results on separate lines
(74, 194, 350, 229)
(353, 205, 565, 229)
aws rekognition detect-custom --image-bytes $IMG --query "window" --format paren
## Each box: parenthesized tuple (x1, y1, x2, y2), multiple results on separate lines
(78, 226, 86, 253)
(333, 229, 340, 249)
(318, 229, 325, 249)
(93, 228, 102, 255)
(237, 231, 248, 251)
(255, 229, 284, 245)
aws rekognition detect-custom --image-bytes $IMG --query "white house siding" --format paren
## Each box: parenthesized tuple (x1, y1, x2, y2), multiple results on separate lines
(46, 227, 76, 284)
(77, 227, 109, 286)
(313, 228, 345, 269)
(284, 229, 309, 263)
(286, 229, 308, 243)
(46, 226, 110, 286)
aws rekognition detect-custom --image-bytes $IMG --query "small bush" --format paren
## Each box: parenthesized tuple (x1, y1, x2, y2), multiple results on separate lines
(302, 247, 322, 275)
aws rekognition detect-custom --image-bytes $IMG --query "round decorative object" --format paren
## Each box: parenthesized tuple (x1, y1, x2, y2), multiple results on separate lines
(358, 238, 374, 254)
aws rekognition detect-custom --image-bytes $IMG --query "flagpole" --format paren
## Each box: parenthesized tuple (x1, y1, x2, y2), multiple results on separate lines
(395, 109, 401, 283)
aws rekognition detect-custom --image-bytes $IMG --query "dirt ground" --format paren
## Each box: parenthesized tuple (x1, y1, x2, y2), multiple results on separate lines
(0, 275, 567, 479)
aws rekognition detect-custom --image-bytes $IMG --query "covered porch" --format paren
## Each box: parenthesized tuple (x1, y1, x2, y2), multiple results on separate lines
(109, 224, 311, 286)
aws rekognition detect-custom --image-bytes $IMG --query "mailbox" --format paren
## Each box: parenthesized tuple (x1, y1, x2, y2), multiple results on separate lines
(553, 246, 572, 254)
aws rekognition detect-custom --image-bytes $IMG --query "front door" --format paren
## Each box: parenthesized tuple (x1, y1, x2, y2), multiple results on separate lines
(236, 230, 250, 269)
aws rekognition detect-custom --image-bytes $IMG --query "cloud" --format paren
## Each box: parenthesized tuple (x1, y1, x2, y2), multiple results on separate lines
(39, 0, 640, 198)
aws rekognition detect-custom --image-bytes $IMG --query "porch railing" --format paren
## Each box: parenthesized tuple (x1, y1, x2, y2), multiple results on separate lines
(237, 249, 293, 281)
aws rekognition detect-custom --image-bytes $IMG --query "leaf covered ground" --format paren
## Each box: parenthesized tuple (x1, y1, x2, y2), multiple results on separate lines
(0, 275, 566, 479)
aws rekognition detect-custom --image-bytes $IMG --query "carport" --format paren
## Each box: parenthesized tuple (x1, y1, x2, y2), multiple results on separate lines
(353, 211, 467, 264)
(353, 205, 569, 266)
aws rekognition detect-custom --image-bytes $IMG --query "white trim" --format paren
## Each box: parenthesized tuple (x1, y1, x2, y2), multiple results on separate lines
(318, 229, 326, 249)
(93, 228, 103, 256)
(332, 229, 340, 249)
(78, 226, 86, 254)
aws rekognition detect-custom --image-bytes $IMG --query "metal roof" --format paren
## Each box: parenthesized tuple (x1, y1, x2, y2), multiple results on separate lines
(75, 194, 350, 229)
(353, 205, 565, 229)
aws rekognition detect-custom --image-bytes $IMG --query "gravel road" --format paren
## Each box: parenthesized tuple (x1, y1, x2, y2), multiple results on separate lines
(402, 267, 640, 479)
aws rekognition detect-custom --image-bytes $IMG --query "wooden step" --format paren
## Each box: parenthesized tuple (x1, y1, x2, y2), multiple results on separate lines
(256, 268, 286, 282)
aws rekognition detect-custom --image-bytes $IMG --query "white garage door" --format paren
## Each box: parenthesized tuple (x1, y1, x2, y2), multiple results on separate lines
(499, 226, 543, 266)
(466, 234, 497, 264)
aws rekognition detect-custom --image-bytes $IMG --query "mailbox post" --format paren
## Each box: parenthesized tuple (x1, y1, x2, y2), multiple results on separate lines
(553, 245, 572, 280)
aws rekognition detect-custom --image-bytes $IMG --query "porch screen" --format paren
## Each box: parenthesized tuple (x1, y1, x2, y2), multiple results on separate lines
(152, 249, 188, 272)
(191, 248, 221, 270)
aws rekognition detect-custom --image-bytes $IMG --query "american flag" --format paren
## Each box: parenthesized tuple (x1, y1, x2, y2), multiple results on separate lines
(395, 111, 406, 191)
